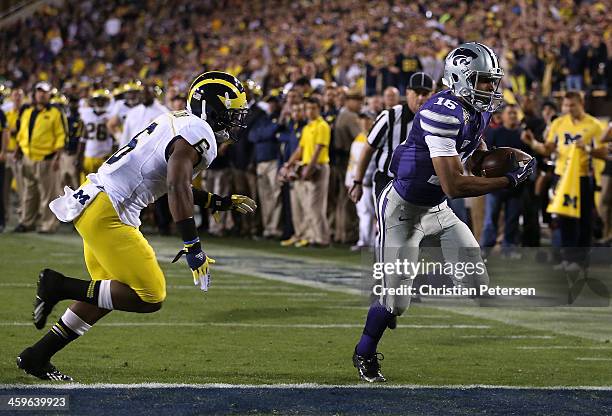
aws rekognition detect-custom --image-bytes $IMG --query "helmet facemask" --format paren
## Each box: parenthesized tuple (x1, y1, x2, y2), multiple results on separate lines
(90, 96, 110, 114)
(462, 71, 504, 112)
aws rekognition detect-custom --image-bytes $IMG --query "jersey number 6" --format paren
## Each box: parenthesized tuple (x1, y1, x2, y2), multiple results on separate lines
(106, 122, 158, 165)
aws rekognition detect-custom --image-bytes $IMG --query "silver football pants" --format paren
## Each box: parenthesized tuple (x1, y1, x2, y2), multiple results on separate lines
(376, 182, 489, 315)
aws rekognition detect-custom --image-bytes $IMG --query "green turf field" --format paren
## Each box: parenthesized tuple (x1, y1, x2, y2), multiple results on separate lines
(2, 232, 612, 386)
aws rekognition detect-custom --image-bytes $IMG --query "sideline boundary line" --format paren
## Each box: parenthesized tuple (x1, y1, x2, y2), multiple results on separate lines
(3, 383, 612, 390)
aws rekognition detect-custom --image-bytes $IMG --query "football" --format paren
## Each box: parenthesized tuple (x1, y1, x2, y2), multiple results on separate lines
(476, 147, 533, 178)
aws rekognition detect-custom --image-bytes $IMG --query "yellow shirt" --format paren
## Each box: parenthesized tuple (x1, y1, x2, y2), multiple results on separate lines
(300, 116, 330, 165)
(5, 107, 22, 151)
(17, 105, 66, 161)
(546, 113, 604, 177)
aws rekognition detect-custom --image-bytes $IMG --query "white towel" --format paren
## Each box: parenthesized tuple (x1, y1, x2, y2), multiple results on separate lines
(49, 182, 103, 223)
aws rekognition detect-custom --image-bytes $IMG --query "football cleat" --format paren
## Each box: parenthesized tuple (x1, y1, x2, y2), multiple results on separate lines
(16, 348, 73, 382)
(33, 269, 61, 330)
(353, 350, 386, 383)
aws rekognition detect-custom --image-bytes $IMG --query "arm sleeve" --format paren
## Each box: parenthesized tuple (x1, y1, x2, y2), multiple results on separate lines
(424, 135, 459, 158)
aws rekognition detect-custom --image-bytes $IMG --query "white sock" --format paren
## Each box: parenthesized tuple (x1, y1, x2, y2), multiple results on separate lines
(61, 308, 92, 336)
(98, 280, 114, 310)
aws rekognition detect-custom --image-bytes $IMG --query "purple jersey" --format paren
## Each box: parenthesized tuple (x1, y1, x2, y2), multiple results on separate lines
(390, 89, 491, 206)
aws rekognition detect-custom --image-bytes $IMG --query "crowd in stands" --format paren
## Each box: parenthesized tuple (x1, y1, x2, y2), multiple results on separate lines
(1, 0, 611, 257)
(1, 0, 610, 96)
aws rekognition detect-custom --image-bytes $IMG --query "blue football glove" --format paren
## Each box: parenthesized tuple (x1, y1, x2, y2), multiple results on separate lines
(172, 239, 215, 292)
(505, 156, 536, 187)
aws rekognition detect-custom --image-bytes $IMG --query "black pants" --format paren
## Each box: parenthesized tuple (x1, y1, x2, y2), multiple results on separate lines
(373, 171, 393, 202)
(521, 180, 541, 246)
(154, 194, 172, 235)
(281, 182, 294, 240)
(554, 175, 594, 263)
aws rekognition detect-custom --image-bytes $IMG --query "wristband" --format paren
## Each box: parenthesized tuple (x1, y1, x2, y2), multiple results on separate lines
(353, 180, 362, 185)
(176, 217, 198, 243)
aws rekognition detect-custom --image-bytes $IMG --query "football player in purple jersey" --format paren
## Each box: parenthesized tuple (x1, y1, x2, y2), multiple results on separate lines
(352, 42, 536, 382)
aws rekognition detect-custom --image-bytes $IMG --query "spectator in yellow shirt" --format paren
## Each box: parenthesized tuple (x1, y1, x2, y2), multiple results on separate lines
(522, 91, 605, 268)
(14, 82, 66, 233)
(283, 97, 331, 246)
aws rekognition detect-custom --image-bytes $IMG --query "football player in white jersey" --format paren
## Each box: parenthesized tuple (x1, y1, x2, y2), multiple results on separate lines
(119, 81, 169, 147)
(77, 89, 114, 183)
(106, 80, 143, 140)
(17, 71, 256, 381)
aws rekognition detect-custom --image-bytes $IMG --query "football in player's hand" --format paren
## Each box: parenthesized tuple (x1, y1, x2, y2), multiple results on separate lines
(474, 147, 533, 178)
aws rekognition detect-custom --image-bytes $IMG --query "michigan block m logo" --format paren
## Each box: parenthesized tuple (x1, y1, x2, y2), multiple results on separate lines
(564, 133, 582, 145)
(563, 194, 578, 208)
(73, 190, 90, 205)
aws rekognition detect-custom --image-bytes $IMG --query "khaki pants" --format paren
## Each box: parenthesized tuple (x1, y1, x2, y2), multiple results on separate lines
(290, 179, 310, 241)
(20, 156, 59, 232)
(302, 164, 331, 245)
(59, 152, 79, 190)
(256, 160, 282, 237)
(4, 157, 24, 223)
(203, 168, 233, 235)
(600, 174, 612, 241)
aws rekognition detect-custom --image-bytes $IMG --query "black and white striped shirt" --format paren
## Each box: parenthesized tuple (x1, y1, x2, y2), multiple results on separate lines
(366, 103, 415, 177)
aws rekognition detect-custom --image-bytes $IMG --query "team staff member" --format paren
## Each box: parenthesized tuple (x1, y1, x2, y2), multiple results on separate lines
(349, 72, 434, 204)
(522, 91, 606, 268)
(14, 82, 66, 234)
(283, 97, 331, 247)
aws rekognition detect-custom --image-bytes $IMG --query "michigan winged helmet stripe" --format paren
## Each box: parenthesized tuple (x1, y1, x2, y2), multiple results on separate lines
(188, 78, 246, 110)
(186, 71, 248, 133)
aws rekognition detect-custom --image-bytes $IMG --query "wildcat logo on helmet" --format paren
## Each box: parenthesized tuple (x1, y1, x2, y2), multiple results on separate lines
(451, 48, 479, 69)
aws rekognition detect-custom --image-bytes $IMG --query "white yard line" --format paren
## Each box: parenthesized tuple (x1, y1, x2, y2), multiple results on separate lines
(1, 382, 612, 390)
(0, 321, 490, 329)
(575, 357, 612, 361)
(518, 346, 612, 350)
(460, 335, 555, 339)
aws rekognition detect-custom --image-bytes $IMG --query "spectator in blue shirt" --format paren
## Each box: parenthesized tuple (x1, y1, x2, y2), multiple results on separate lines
(248, 96, 283, 238)
(481, 104, 534, 253)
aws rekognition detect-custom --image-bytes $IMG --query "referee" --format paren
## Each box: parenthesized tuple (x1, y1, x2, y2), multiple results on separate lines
(349, 72, 434, 204)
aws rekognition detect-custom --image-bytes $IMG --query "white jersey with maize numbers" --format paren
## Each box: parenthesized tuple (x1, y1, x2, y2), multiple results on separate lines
(89, 110, 218, 227)
(79, 107, 113, 158)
